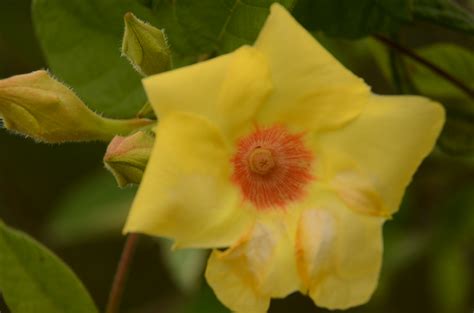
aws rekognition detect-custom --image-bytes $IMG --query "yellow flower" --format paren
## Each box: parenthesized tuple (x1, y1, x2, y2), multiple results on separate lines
(124, 4, 444, 312)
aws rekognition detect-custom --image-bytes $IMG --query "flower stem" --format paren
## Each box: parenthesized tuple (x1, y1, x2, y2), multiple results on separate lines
(100, 118, 153, 141)
(373, 34, 474, 99)
(105, 233, 140, 313)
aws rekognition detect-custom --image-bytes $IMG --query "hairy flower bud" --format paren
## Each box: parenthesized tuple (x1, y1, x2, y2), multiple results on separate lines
(104, 131, 154, 187)
(0, 70, 152, 143)
(122, 12, 171, 76)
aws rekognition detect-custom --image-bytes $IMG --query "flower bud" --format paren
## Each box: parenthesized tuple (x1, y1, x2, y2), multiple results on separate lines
(0, 70, 152, 143)
(104, 131, 154, 187)
(122, 12, 171, 76)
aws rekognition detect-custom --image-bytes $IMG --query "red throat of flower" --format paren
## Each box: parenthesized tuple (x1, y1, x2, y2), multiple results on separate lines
(231, 125, 314, 210)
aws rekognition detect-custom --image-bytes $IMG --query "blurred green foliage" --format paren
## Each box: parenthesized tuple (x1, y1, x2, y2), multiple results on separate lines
(1, 0, 473, 313)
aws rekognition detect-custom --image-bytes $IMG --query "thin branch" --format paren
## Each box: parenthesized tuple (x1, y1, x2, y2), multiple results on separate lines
(374, 34, 474, 99)
(105, 233, 140, 313)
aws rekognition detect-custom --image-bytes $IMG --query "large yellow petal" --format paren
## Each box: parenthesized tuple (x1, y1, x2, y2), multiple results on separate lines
(124, 112, 253, 248)
(319, 94, 445, 215)
(254, 4, 370, 132)
(142, 46, 272, 139)
(296, 194, 384, 310)
(205, 215, 301, 313)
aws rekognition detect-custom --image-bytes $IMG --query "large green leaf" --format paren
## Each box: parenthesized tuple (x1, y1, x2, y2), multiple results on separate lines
(405, 43, 474, 155)
(150, 0, 296, 66)
(0, 220, 98, 313)
(408, 44, 474, 101)
(293, 0, 474, 38)
(32, 0, 160, 118)
(45, 171, 136, 245)
(413, 0, 474, 35)
(293, 0, 412, 39)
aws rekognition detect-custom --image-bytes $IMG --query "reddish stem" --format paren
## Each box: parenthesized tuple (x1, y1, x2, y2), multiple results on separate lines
(105, 233, 139, 313)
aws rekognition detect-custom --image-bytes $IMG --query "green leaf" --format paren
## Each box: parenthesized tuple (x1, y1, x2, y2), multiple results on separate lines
(0, 220, 98, 313)
(150, 0, 296, 66)
(45, 171, 136, 245)
(408, 43, 474, 101)
(413, 0, 474, 35)
(293, 0, 412, 39)
(404, 43, 474, 155)
(32, 0, 160, 118)
(160, 239, 208, 293)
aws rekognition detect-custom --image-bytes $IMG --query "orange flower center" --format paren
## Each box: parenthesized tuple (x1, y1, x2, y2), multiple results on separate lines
(248, 147, 275, 175)
(231, 125, 314, 210)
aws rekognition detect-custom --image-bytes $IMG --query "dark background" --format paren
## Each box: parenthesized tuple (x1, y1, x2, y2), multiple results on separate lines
(0, 0, 473, 312)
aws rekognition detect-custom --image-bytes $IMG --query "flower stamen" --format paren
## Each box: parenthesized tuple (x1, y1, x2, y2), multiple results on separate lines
(232, 125, 314, 210)
(248, 147, 275, 175)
